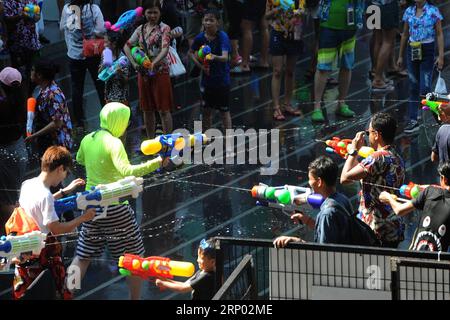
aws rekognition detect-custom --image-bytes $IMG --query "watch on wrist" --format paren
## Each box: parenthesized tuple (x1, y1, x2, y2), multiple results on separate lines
(348, 148, 358, 157)
(60, 189, 66, 197)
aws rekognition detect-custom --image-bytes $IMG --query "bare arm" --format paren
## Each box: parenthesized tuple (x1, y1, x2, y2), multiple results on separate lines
(435, 19, 444, 70)
(47, 209, 96, 235)
(379, 191, 415, 217)
(155, 279, 192, 293)
(397, 22, 409, 67)
(431, 151, 438, 162)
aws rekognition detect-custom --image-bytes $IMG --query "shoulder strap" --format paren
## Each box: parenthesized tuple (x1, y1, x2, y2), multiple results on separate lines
(140, 24, 151, 55)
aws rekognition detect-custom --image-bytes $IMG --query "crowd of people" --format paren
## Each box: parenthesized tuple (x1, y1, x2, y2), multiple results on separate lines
(0, 0, 449, 300)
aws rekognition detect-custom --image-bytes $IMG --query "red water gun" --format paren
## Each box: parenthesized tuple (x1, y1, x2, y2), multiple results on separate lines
(118, 254, 195, 280)
(325, 137, 353, 158)
(399, 182, 429, 199)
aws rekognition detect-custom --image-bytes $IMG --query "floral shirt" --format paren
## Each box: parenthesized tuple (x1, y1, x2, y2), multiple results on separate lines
(3, 0, 40, 53)
(101, 51, 130, 103)
(35, 82, 73, 150)
(267, 0, 305, 39)
(358, 146, 406, 243)
(127, 22, 171, 75)
(402, 2, 443, 43)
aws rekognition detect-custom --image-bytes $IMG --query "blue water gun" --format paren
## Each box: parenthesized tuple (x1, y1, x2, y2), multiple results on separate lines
(98, 56, 129, 81)
(141, 133, 208, 157)
(104, 7, 143, 32)
(23, 3, 40, 19)
(272, 0, 295, 11)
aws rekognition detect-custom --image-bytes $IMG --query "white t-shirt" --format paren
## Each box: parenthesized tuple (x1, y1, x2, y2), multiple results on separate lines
(19, 177, 59, 234)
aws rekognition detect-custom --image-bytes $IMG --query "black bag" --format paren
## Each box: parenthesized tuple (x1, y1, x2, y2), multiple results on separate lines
(329, 199, 381, 247)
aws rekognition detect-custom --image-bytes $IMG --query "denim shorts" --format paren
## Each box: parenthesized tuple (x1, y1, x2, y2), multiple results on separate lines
(317, 27, 356, 71)
(269, 30, 303, 57)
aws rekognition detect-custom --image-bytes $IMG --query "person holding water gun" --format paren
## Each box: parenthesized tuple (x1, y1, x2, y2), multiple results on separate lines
(68, 102, 180, 300)
(155, 238, 218, 300)
(124, 0, 173, 139)
(100, 30, 130, 105)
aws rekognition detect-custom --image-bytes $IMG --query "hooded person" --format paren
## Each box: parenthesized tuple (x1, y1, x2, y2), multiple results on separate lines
(68, 102, 177, 299)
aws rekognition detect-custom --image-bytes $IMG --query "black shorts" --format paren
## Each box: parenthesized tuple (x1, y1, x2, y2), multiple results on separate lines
(203, 86, 230, 112)
(374, 1, 399, 30)
(242, 0, 266, 22)
(269, 30, 303, 56)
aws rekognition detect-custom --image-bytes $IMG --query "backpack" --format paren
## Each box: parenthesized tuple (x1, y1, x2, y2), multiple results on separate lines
(328, 199, 381, 247)
(5, 207, 40, 236)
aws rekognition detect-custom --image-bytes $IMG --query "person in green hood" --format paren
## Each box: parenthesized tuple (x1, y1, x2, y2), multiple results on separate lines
(68, 102, 176, 299)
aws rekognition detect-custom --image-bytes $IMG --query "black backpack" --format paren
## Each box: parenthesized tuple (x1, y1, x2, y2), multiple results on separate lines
(328, 199, 382, 247)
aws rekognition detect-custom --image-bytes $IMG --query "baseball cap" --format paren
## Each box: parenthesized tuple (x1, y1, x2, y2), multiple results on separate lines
(0, 67, 22, 86)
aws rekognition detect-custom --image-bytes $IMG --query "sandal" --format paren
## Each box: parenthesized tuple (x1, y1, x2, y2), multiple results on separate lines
(273, 108, 286, 121)
(283, 103, 302, 116)
(371, 82, 395, 92)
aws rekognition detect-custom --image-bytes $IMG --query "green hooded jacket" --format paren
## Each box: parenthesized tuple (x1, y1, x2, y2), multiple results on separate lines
(76, 102, 162, 190)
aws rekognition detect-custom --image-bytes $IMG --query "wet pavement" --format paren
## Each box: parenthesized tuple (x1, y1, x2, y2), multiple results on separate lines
(1, 1, 450, 299)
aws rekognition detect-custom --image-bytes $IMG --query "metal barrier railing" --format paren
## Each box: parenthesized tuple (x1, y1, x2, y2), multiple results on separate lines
(214, 237, 450, 300)
(213, 254, 257, 300)
(391, 257, 450, 300)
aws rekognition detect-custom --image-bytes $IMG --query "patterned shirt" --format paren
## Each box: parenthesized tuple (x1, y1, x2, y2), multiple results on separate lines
(101, 51, 130, 103)
(402, 3, 443, 43)
(35, 82, 73, 150)
(127, 22, 171, 75)
(358, 146, 406, 243)
(267, 0, 305, 39)
(4, 0, 41, 53)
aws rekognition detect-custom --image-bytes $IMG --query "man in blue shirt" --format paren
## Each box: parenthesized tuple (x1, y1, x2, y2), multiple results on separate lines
(273, 156, 353, 247)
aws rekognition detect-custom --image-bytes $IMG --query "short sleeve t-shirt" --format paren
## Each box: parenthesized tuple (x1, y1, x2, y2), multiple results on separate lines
(191, 31, 231, 88)
(432, 124, 450, 164)
(412, 186, 450, 252)
(19, 177, 59, 234)
(314, 192, 353, 244)
(358, 146, 406, 243)
(188, 270, 217, 300)
(402, 3, 443, 43)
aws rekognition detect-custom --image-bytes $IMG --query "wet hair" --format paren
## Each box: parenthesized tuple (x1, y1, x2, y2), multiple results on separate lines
(198, 238, 216, 260)
(33, 59, 60, 82)
(370, 112, 397, 144)
(438, 161, 450, 182)
(106, 30, 126, 51)
(308, 156, 338, 187)
(203, 8, 221, 20)
(41, 146, 73, 172)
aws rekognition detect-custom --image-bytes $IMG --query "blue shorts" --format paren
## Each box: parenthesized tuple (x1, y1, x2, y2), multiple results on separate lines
(269, 30, 303, 56)
(317, 27, 356, 71)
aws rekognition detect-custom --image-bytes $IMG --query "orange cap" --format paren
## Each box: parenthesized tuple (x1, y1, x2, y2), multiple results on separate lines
(27, 97, 36, 112)
(251, 186, 258, 198)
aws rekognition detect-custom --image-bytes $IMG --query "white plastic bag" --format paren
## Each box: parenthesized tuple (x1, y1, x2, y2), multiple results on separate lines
(435, 71, 447, 94)
(167, 40, 186, 78)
